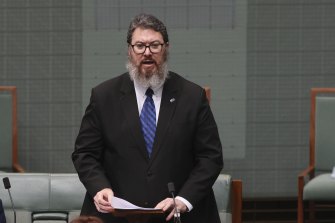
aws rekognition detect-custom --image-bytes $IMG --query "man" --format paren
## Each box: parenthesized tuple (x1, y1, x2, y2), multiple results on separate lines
(72, 13, 223, 223)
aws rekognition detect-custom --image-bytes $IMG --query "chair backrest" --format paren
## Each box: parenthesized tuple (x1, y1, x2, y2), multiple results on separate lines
(310, 88, 335, 172)
(213, 174, 232, 213)
(0, 173, 85, 223)
(213, 174, 242, 223)
(0, 173, 50, 210)
(0, 86, 23, 172)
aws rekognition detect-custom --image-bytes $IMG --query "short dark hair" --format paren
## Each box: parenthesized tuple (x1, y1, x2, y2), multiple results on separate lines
(127, 13, 169, 44)
(70, 216, 103, 223)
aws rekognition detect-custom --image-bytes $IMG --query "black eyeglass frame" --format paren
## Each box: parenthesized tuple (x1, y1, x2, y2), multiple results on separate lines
(129, 42, 166, 54)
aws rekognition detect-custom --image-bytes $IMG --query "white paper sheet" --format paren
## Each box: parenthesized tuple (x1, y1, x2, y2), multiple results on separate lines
(111, 196, 159, 210)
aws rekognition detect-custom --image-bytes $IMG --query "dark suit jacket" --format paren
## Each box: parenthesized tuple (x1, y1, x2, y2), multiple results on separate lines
(72, 72, 223, 223)
(0, 199, 6, 223)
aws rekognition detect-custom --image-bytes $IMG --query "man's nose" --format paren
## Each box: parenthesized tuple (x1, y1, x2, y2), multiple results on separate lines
(143, 46, 152, 56)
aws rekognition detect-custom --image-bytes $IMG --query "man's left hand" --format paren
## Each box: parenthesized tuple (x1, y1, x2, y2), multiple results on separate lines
(155, 198, 188, 221)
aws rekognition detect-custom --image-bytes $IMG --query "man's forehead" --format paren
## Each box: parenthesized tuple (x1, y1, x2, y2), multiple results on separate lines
(132, 27, 164, 42)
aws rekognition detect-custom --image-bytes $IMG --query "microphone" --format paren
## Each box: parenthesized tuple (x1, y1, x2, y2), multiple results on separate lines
(167, 182, 181, 223)
(3, 177, 16, 223)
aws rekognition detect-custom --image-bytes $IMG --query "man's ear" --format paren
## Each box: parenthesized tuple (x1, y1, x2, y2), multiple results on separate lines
(165, 42, 169, 48)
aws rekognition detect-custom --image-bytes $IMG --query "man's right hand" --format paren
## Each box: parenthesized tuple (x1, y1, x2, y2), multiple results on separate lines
(93, 188, 114, 213)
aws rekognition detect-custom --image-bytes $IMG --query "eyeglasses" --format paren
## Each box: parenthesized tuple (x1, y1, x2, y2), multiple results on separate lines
(130, 42, 165, 54)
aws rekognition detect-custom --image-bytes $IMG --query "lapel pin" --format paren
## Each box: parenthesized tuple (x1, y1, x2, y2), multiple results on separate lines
(170, 98, 175, 103)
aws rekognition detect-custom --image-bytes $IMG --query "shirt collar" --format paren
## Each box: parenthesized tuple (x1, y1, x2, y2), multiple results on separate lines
(133, 79, 164, 98)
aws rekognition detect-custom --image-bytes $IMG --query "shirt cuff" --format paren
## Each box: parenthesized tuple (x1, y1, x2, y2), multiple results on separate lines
(176, 196, 193, 212)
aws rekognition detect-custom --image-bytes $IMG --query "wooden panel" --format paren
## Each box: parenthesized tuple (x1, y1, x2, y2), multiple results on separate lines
(232, 179, 242, 223)
(0, 86, 24, 172)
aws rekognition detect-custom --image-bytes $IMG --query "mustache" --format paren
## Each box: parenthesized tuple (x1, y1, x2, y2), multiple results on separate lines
(141, 59, 156, 65)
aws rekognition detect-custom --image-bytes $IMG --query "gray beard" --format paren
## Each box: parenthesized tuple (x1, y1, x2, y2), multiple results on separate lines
(126, 60, 169, 89)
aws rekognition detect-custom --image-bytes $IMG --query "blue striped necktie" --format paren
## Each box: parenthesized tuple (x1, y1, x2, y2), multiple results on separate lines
(140, 88, 156, 157)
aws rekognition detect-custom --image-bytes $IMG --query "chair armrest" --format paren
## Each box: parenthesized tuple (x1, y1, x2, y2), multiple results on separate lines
(298, 166, 314, 189)
(298, 166, 314, 197)
(232, 180, 242, 223)
(298, 166, 314, 179)
(297, 165, 315, 222)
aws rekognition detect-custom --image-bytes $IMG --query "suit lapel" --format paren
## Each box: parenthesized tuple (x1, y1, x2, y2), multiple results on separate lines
(149, 74, 179, 164)
(119, 74, 149, 161)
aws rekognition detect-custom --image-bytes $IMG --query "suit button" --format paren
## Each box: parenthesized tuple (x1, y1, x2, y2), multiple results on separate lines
(147, 172, 153, 177)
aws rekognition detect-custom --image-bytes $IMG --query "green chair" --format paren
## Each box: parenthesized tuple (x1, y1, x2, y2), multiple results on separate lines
(213, 174, 242, 223)
(298, 88, 335, 223)
(0, 86, 24, 172)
